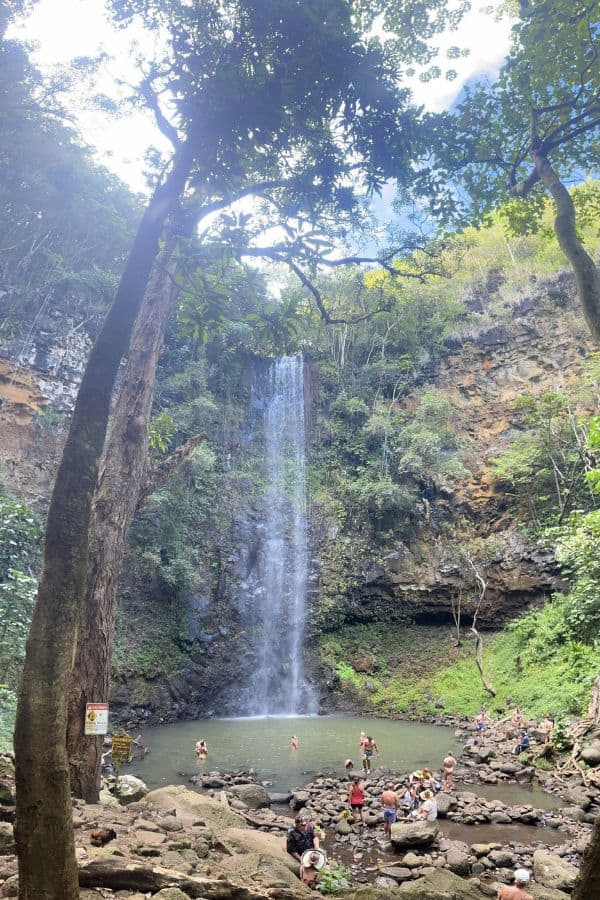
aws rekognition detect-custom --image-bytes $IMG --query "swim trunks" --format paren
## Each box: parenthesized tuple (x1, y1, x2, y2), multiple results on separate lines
(383, 807, 397, 824)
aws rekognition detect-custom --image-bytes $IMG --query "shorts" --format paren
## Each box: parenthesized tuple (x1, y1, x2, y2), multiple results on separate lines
(383, 807, 397, 824)
(351, 803, 364, 811)
(362, 750, 373, 759)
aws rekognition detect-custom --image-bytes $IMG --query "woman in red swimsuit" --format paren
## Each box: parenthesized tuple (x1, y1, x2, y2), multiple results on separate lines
(348, 776, 365, 824)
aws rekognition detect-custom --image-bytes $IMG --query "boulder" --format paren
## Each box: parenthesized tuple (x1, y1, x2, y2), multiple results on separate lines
(375, 876, 401, 889)
(112, 775, 148, 803)
(434, 793, 456, 818)
(559, 806, 586, 822)
(220, 826, 296, 871)
(269, 791, 293, 804)
(533, 850, 578, 892)
(379, 866, 412, 882)
(336, 819, 352, 835)
(290, 790, 310, 810)
(397, 869, 490, 897)
(579, 747, 600, 767)
(144, 785, 244, 831)
(228, 782, 270, 809)
(390, 821, 439, 849)
(445, 847, 470, 876)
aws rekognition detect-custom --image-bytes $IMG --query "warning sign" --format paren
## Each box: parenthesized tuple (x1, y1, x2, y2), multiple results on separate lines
(84, 703, 109, 735)
(111, 735, 133, 763)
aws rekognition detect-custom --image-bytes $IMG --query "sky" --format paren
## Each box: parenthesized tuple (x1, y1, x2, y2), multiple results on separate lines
(11, 0, 514, 195)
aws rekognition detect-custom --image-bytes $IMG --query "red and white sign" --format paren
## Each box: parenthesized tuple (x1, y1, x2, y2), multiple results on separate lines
(84, 703, 109, 735)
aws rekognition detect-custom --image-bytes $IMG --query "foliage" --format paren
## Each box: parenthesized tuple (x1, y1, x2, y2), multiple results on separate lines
(317, 864, 351, 894)
(0, 36, 139, 341)
(554, 511, 600, 644)
(0, 489, 40, 687)
(489, 387, 598, 525)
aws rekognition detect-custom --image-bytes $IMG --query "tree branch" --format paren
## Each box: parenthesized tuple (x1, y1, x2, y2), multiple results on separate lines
(136, 433, 206, 510)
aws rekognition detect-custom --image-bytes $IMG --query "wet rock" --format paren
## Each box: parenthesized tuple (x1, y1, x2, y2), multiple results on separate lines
(268, 791, 292, 804)
(390, 821, 438, 849)
(533, 849, 578, 891)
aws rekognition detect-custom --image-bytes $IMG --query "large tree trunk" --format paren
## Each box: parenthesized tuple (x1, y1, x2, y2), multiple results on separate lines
(66, 237, 180, 802)
(534, 152, 600, 344)
(13, 142, 193, 900)
(572, 814, 600, 900)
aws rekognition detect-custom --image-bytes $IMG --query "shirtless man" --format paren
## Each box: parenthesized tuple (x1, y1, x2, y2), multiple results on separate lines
(497, 868, 534, 900)
(442, 750, 455, 791)
(361, 736, 379, 774)
(381, 785, 399, 838)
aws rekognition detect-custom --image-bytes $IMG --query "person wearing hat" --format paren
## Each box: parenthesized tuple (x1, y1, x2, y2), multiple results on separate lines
(287, 813, 320, 864)
(497, 868, 534, 899)
(417, 788, 437, 821)
(299, 848, 327, 888)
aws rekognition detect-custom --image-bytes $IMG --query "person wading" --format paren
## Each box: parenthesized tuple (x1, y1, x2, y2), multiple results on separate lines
(361, 735, 379, 775)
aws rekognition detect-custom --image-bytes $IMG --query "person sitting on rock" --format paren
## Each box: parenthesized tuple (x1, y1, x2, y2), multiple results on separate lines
(417, 789, 437, 821)
(287, 813, 320, 864)
(475, 709, 489, 732)
(497, 867, 534, 899)
(512, 730, 530, 755)
(381, 784, 399, 838)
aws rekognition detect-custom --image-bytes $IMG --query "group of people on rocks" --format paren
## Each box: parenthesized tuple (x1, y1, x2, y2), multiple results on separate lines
(474, 707, 555, 756)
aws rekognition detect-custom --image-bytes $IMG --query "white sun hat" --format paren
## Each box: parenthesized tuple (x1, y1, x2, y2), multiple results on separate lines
(514, 868, 531, 884)
(300, 849, 327, 870)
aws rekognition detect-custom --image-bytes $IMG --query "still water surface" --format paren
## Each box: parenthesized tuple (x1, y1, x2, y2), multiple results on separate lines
(129, 715, 460, 792)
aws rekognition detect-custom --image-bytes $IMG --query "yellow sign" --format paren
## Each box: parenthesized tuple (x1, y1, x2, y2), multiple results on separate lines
(111, 735, 133, 763)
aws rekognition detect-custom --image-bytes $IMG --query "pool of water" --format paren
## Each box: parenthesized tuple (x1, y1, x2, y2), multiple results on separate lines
(454, 781, 564, 811)
(441, 820, 568, 847)
(126, 715, 460, 792)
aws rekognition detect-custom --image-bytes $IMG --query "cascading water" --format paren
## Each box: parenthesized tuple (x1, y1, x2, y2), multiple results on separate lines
(242, 355, 316, 716)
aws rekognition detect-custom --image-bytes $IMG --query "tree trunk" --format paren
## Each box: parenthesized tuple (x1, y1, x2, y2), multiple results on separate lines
(534, 152, 600, 344)
(572, 815, 600, 900)
(66, 236, 180, 802)
(13, 142, 192, 900)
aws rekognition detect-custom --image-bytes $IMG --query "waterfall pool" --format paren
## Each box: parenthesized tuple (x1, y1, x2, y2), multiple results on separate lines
(127, 715, 461, 792)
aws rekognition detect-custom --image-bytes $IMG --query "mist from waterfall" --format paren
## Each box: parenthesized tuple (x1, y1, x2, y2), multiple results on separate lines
(246, 355, 316, 716)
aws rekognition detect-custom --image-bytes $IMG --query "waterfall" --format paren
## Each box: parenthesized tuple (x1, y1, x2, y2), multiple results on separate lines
(245, 355, 316, 716)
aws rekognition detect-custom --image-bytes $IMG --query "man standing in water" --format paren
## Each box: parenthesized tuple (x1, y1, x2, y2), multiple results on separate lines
(381, 784, 399, 838)
(361, 735, 379, 775)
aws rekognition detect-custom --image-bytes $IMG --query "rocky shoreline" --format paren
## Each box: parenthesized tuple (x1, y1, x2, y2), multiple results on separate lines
(1, 713, 598, 898)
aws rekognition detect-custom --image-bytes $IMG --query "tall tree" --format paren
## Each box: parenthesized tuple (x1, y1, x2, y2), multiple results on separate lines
(421, 0, 600, 340)
(16, 2, 465, 896)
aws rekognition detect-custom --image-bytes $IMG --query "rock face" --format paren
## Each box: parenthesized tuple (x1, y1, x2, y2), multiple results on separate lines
(390, 821, 439, 849)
